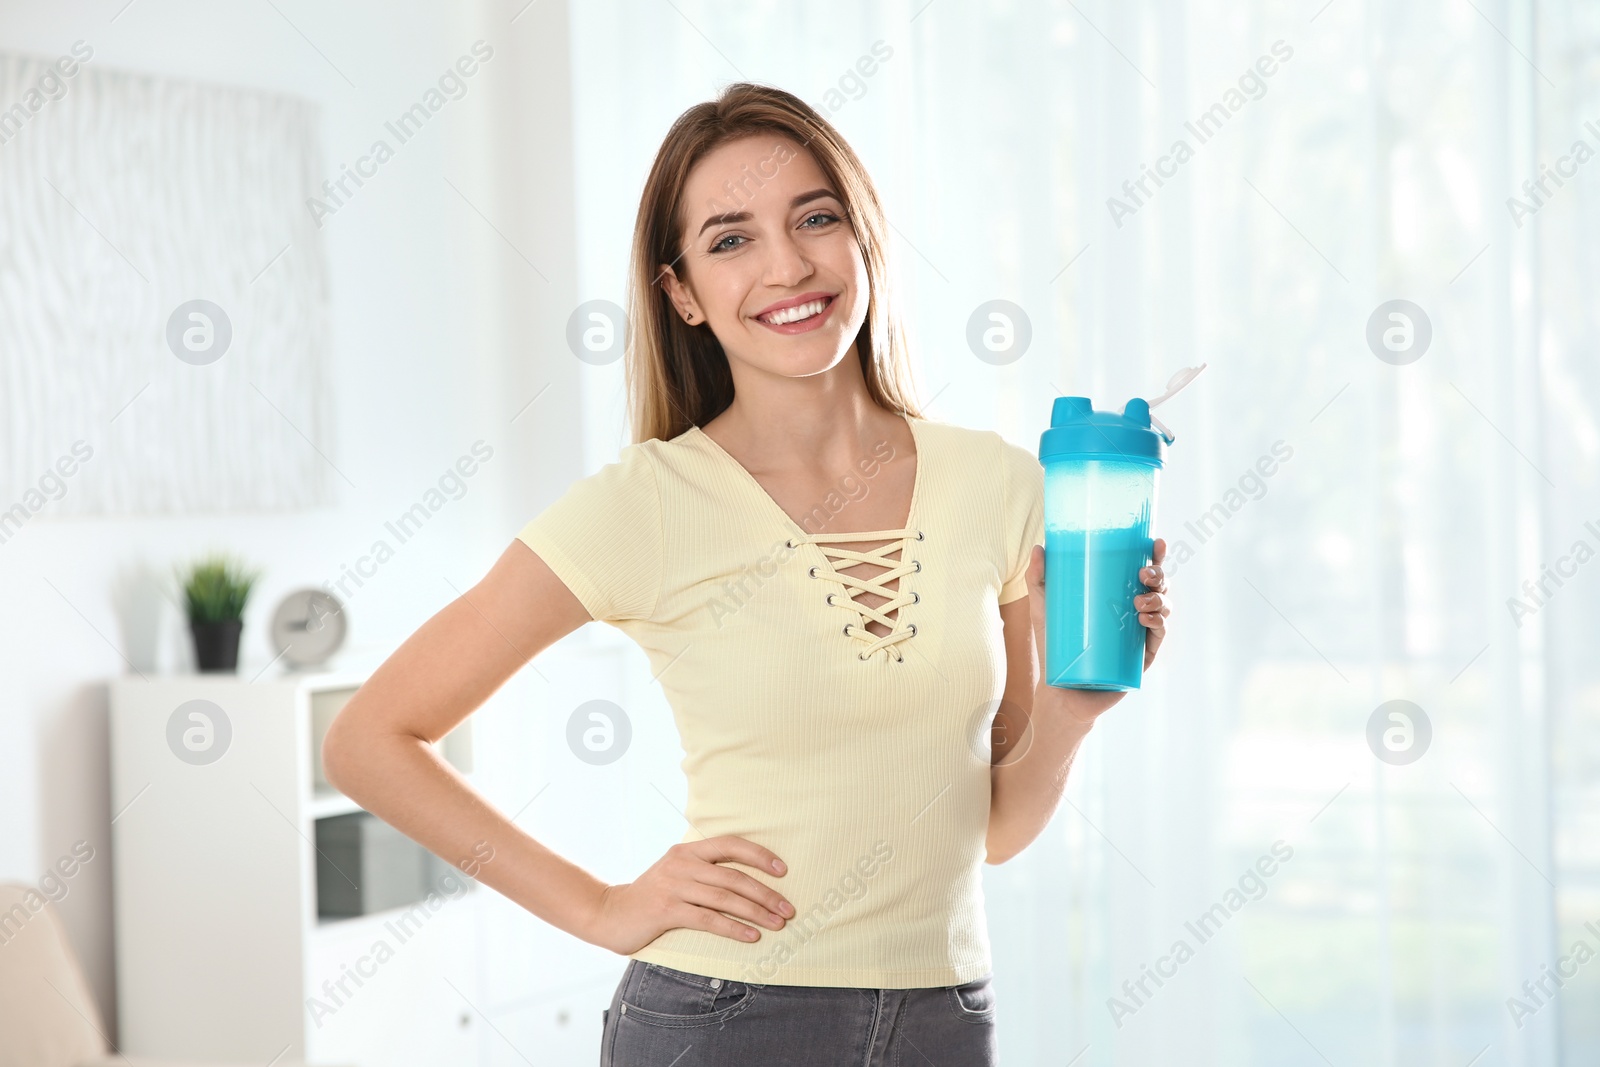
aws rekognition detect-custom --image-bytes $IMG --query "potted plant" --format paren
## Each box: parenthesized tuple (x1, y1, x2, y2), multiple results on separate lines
(177, 553, 262, 673)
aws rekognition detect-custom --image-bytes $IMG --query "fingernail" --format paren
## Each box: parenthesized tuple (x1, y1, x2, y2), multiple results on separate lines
(772, 859, 786, 874)
(780, 901, 795, 917)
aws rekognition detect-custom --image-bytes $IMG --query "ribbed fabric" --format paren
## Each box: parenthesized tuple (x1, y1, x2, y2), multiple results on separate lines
(517, 413, 1045, 989)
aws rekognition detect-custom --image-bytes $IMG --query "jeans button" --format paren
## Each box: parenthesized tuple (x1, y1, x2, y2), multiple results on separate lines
(709, 978, 722, 989)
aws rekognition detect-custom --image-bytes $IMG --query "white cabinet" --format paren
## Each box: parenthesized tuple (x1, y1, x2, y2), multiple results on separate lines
(108, 671, 479, 1065)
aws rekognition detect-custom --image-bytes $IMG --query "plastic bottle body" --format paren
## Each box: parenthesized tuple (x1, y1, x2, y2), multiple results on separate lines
(1042, 456, 1158, 690)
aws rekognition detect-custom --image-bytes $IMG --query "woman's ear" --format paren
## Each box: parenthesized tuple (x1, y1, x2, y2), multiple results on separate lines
(657, 264, 702, 325)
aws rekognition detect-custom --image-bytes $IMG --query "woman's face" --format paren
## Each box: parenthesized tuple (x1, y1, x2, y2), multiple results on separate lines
(660, 133, 870, 379)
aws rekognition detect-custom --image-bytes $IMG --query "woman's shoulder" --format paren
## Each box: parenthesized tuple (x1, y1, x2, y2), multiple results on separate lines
(909, 413, 1039, 473)
(598, 427, 703, 468)
(631, 425, 716, 470)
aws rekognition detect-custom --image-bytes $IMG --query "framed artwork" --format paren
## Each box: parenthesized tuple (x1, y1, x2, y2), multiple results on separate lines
(0, 46, 333, 517)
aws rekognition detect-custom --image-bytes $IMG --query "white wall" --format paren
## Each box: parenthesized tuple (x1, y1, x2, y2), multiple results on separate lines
(0, 0, 592, 1042)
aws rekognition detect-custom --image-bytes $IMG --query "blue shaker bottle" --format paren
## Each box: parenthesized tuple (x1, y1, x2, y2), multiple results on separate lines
(1038, 396, 1171, 690)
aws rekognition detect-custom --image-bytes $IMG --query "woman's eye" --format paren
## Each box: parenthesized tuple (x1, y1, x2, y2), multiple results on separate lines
(709, 212, 840, 253)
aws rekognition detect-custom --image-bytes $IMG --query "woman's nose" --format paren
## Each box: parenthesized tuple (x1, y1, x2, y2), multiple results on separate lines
(760, 230, 812, 287)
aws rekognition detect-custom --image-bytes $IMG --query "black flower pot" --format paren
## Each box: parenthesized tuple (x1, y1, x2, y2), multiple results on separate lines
(191, 619, 243, 673)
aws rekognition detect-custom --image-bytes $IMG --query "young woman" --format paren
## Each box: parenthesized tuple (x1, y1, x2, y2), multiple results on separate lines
(323, 82, 1171, 1065)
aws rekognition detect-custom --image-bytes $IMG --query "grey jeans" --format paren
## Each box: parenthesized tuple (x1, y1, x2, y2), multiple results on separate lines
(599, 959, 998, 1066)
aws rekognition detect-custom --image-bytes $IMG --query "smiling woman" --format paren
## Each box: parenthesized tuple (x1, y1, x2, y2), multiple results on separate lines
(322, 81, 1170, 1067)
(552, 82, 1163, 1063)
(624, 85, 920, 444)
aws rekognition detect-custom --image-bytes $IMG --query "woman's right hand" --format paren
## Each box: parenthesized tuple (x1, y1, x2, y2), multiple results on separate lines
(584, 836, 797, 955)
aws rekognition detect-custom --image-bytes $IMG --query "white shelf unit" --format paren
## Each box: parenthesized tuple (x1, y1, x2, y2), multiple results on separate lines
(108, 670, 480, 1065)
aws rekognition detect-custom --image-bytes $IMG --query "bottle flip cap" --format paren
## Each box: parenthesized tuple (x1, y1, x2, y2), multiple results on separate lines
(1038, 363, 1206, 466)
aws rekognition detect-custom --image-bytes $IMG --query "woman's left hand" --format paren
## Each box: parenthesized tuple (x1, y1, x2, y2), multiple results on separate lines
(1136, 538, 1170, 669)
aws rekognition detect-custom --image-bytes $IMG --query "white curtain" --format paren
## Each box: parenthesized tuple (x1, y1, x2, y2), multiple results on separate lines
(568, 1, 1600, 1062)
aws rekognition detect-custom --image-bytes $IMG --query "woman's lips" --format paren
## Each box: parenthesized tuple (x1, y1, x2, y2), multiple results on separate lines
(754, 295, 837, 334)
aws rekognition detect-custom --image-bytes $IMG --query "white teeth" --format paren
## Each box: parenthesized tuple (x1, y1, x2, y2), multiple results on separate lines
(760, 298, 829, 325)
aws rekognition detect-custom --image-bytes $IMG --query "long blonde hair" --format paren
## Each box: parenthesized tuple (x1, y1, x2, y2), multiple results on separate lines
(626, 82, 922, 444)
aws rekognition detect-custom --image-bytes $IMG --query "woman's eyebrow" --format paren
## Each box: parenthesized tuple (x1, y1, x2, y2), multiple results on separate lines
(695, 187, 840, 238)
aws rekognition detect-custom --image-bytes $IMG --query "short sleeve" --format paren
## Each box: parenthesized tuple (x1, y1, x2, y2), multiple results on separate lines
(516, 444, 663, 623)
(997, 438, 1044, 605)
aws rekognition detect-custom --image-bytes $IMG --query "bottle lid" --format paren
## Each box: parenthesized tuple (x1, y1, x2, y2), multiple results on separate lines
(1039, 396, 1169, 466)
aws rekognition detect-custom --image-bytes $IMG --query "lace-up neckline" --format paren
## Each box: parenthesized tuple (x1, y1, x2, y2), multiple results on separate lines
(690, 413, 925, 663)
(786, 527, 923, 662)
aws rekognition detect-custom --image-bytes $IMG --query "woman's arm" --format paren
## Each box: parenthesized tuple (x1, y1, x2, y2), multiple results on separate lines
(321, 541, 611, 942)
(321, 540, 798, 953)
(984, 588, 1096, 865)
(985, 540, 1170, 864)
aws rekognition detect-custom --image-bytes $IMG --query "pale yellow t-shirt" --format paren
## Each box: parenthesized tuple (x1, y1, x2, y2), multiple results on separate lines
(516, 412, 1045, 988)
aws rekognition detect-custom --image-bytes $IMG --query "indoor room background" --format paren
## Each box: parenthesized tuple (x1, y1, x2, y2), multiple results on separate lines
(1, 0, 1596, 1064)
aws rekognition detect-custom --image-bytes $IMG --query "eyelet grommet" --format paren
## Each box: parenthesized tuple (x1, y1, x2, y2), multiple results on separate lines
(808, 566, 819, 578)
(858, 652, 868, 661)
(908, 623, 918, 636)
(911, 591, 921, 604)
(913, 560, 922, 572)
(826, 593, 837, 606)
(843, 624, 853, 636)
(915, 530, 925, 541)
(785, 539, 796, 549)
